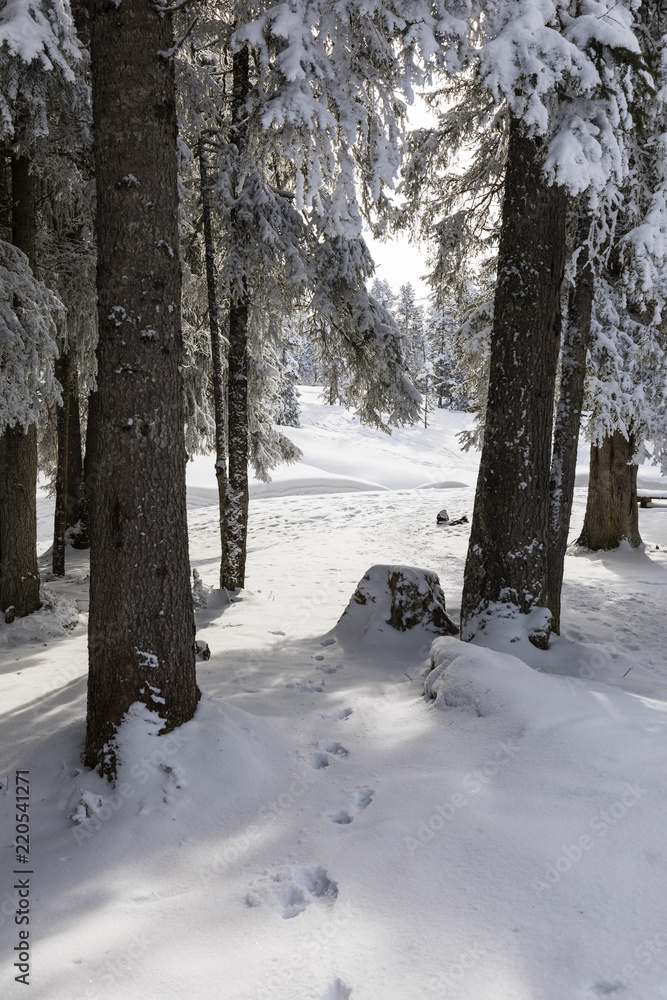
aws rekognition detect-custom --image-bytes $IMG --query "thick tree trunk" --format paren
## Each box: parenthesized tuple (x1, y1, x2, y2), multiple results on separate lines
(577, 431, 641, 550)
(85, 0, 199, 772)
(198, 140, 229, 590)
(66, 358, 83, 532)
(221, 46, 250, 592)
(52, 351, 71, 577)
(546, 206, 595, 633)
(461, 116, 568, 649)
(0, 153, 41, 618)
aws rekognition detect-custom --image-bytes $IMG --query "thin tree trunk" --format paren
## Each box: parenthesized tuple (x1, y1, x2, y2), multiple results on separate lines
(66, 357, 83, 533)
(546, 206, 595, 632)
(577, 430, 641, 550)
(221, 45, 250, 592)
(85, 0, 199, 772)
(461, 116, 568, 649)
(52, 351, 71, 577)
(0, 153, 41, 618)
(198, 140, 229, 590)
(72, 386, 98, 550)
(0, 427, 40, 619)
(11, 153, 35, 266)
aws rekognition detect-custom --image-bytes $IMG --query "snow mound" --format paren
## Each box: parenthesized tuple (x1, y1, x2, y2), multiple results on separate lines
(425, 636, 573, 723)
(0, 585, 79, 649)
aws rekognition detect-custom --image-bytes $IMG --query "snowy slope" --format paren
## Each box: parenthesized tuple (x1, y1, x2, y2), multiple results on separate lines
(2, 392, 667, 1000)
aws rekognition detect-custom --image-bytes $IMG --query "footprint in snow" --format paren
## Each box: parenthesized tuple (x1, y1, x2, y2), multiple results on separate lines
(317, 663, 344, 675)
(323, 979, 352, 1000)
(309, 752, 330, 770)
(248, 866, 338, 919)
(287, 679, 324, 692)
(328, 810, 353, 825)
(318, 740, 349, 758)
(321, 707, 353, 721)
(354, 787, 374, 810)
(327, 788, 374, 825)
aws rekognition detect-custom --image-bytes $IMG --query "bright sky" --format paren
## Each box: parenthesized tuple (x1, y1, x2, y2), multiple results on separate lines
(365, 231, 431, 300)
(364, 92, 436, 302)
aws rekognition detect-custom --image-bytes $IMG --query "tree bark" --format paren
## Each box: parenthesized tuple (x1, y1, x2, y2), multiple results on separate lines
(221, 45, 250, 592)
(198, 140, 229, 590)
(11, 154, 36, 268)
(577, 431, 641, 550)
(85, 0, 199, 772)
(0, 153, 41, 618)
(461, 116, 568, 649)
(52, 351, 71, 577)
(546, 205, 595, 633)
(0, 427, 40, 619)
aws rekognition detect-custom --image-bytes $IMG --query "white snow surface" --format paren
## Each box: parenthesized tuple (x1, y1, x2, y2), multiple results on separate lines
(2, 387, 667, 999)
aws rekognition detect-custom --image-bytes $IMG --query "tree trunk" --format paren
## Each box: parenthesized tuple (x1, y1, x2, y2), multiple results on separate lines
(577, 431, 641, 550)
(0, 427, 40, 619)
(0, 153, 41, 618)
(66, 358, 83, 533)
(546, 205, 594, 633)
(11, 153, 36, 267)
(72, 386, 98, 550)
(198, 140, 229, 590)
(85, 0, 199, 773)
(461, 116, 568, 649)
(221, 45, 250, 592)
(52, 351, 71, 577)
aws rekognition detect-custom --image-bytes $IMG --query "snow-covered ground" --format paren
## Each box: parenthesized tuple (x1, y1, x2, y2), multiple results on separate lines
(2, 387, 667, 1000)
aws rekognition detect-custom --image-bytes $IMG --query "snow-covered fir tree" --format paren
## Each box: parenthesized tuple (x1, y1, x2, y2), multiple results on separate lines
(0, 0, 81, 613)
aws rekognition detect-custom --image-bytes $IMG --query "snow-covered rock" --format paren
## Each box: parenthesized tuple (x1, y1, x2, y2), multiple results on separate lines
(336, 565, 459, 645)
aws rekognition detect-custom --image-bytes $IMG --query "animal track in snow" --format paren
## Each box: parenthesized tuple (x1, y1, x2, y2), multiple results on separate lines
(323, 979, 352, 1000)
(287, 679, 324, 692)
(327, 788, 374, 825)
(317, 663, 344, 675)
(321, 707, 353, 721)
(318, 740, 349, 758)
(309, 752, 330, 770)
(353, 787, 374, 810)
(250, 866, 338, 919)
(328, 810, 353, 825)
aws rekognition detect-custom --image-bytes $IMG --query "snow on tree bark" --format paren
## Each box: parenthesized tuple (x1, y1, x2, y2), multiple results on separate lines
(546, 204, 595, 634)
(85, 0, 199, 772)
(461, 116, 567, 649)
(221, 44, 250, 593)
(577, 430, 642, 551)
